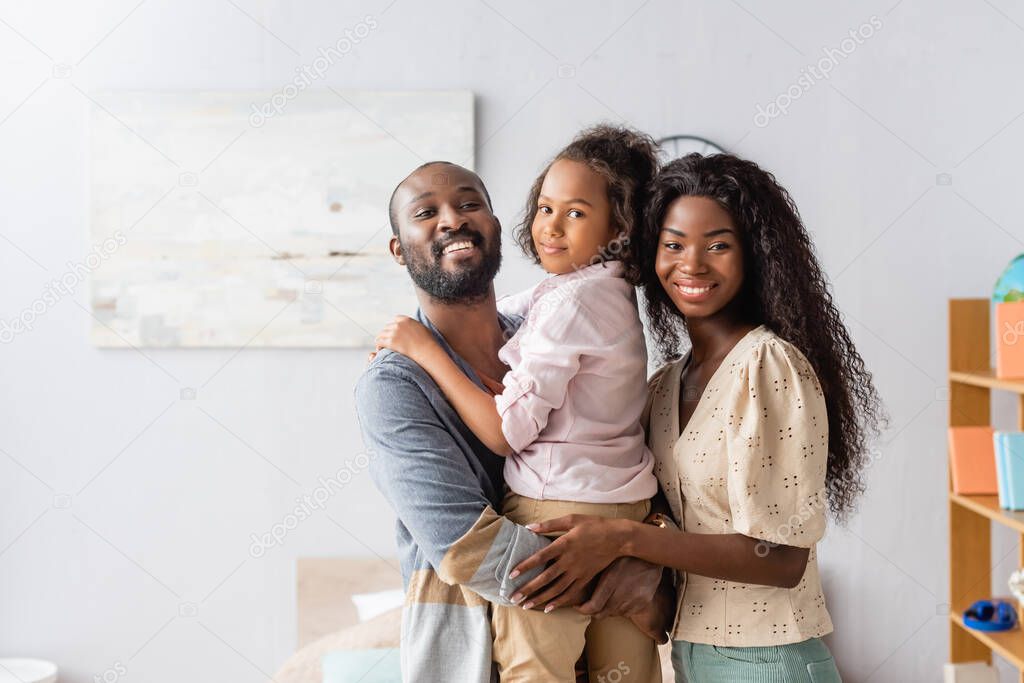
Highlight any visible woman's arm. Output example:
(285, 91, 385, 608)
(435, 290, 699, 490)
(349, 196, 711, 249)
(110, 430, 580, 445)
(375, 315, 513, 456)
(508, 515, 809, 611)
(622, 522, 809, 588)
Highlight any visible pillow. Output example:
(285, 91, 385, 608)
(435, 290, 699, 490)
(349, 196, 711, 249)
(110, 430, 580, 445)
(274, 608, 401, 683)
(322, 649, 400, 683)
(351, 589, 406, 623)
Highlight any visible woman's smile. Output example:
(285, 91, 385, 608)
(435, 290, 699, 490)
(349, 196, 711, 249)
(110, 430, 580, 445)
(672, 277, 719, 302)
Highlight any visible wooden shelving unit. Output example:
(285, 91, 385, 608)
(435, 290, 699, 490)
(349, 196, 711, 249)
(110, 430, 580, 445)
(949, 299, 1024, 678)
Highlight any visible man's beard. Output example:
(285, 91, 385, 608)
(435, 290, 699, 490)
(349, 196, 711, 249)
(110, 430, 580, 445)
(402, 230, 502, 305)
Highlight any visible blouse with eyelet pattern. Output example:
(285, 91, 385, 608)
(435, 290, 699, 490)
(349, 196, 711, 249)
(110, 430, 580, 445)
(643, 325, 834, 647)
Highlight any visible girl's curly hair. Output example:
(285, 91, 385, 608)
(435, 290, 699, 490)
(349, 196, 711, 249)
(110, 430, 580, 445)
(515, 124, 659, 281)
(635, 153, 885, 520)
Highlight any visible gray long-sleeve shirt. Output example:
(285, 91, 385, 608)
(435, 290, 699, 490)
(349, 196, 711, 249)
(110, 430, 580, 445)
(354, 307, 549, 683)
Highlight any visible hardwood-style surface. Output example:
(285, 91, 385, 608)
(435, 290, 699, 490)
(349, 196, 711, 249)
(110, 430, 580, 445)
(948, 299, 1024, 679)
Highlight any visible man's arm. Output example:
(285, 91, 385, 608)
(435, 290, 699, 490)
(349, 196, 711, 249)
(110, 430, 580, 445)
(354, 360, 548, 604)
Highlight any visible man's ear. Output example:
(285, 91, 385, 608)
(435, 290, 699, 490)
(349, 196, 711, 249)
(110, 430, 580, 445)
(389, 235, 406, 266)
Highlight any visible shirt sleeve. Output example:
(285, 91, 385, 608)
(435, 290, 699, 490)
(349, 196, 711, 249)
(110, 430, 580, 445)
(355, 361, 550, 604)
(493, 283, 616, 453)
(496, 284, 536, 319)
(725, 339, 829, 549)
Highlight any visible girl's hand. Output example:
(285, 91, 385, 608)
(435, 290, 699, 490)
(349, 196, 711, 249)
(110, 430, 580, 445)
(374, 315, 439, 365)
(508, 515, 629, 612)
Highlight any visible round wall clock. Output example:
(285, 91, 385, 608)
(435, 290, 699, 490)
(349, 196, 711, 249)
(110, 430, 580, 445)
(656, 134, 726, 160)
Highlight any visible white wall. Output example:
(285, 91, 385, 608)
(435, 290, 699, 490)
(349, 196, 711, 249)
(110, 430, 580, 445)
(2, 1, 1022, 681)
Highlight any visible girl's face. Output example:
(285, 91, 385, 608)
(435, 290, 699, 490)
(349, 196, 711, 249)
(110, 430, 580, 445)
(531, 159, 616, 274)
(655, 195, 745, 320)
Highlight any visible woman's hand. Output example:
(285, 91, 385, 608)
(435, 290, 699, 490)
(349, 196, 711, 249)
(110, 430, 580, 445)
(374, 315, 440, 365)
(508, 515, 631, 612)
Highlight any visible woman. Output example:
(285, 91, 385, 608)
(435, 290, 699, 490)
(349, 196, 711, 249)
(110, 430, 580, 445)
(509, 153, 884, 682)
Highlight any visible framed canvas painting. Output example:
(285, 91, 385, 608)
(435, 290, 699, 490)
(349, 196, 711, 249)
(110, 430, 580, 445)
(88, 90, 474, 348)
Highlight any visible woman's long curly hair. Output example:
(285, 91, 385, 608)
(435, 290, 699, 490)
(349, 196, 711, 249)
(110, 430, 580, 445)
(635, 153, 885, 520)
(514, 124, 659, 282)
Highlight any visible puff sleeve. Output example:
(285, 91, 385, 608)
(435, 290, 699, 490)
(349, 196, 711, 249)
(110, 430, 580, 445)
(724, 339, 829, 548)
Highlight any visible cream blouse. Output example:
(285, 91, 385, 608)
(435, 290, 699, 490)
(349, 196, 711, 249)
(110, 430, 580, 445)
(645, 325, 834, 647)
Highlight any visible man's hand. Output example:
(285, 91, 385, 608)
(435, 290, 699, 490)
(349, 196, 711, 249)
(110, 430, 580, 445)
(626, 570, 676, 644)
(577, 557, 660, 619)
(576, 557, 674, 644)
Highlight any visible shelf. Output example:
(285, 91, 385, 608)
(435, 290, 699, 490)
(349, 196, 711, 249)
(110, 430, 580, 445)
(951, 612, 1024, 669)
(950, 494, 1024, 534)
(947, 300, 1024, 675)
(950, 369, 1024, 394)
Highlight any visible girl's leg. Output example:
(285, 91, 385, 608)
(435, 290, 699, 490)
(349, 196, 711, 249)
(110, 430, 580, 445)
(675, 637, 841, 683)
(491, 602, 589, 682)
(580, 498, 661, 682)
(585, 615, 662, 683)
(495, 494, 660, 682)
(493, 492, 588, 682)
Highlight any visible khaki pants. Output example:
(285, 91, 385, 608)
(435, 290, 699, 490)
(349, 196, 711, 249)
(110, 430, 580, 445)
(492, 492, 661, 683)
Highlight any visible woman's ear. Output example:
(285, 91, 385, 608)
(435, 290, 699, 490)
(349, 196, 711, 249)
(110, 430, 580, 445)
(389, 235, 406, 265)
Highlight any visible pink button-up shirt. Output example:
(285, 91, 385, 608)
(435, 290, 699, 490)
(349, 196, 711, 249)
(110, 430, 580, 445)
(495, 260, 658, 504)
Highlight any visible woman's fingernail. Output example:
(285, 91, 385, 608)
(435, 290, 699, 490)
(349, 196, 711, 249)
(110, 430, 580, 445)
(544, 605, 554, 613)
(526, 523, 539, 531)
(509, 570, 519, 579)
(510, 594, 522, 603)
(523, 602, 534, 610)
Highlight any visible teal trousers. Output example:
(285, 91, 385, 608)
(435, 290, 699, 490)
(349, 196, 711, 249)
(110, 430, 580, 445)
(671, 637, 841, 682)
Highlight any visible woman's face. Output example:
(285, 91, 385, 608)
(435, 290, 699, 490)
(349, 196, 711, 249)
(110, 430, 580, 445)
(531, 159, 616, 274)
(654, 195, 745, 320)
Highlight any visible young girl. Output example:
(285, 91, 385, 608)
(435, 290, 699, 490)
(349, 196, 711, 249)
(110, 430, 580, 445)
(510, 153, 885, 682)
(374, 125, 665, 682)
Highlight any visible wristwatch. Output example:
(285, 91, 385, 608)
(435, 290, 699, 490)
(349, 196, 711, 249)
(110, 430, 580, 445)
(644, 512, 677, 530)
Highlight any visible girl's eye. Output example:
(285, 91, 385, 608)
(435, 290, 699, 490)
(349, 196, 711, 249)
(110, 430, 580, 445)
(567, 209, 584, 219)
(538, 205, 552, 214)
(708, 242, 729, 251)
(662, 241, 681, 251)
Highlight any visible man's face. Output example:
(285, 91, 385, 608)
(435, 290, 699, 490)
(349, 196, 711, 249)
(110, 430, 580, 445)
(390, 164, 502, 304)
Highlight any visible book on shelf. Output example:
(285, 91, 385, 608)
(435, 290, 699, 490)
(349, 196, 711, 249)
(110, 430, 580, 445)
(994, 431, 1024, 510)
(949, 426, 997, 495)
(942, 661, 997, 683)
(996, 301, 1024, 379)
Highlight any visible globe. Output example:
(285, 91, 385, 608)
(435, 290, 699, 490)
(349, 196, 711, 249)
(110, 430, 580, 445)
(994, 254, 1024, 303)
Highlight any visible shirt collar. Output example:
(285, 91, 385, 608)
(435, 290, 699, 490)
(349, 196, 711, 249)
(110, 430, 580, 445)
(536, 259, 625, 294)
(415, 307, 519, 393)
